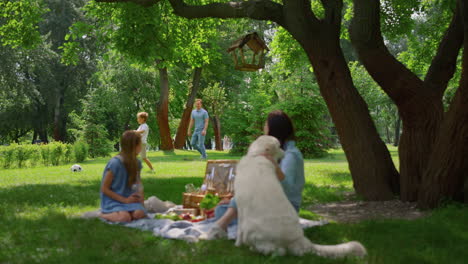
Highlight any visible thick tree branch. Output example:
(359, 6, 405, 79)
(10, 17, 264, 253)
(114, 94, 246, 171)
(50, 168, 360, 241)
(319, 0, 343, 26)
(96, 0, 285, 25)
(349, 0, 425, 105)
(425, 4, 463, 96)
(95, 0, 160, 7)
(168, 0, 285, 25)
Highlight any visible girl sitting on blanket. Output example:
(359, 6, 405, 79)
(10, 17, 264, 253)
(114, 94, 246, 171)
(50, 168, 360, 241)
(99, 131, 147, 222)
(204, 110, 305, 239)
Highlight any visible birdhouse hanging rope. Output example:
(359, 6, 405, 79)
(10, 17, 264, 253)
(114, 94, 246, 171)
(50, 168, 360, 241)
(227, 32, 269, 72)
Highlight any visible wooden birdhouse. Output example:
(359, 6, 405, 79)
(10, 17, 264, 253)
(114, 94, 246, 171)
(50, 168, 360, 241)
(227, 32, 269, 72)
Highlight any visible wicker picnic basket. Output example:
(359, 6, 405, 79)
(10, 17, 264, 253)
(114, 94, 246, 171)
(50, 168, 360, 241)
(182, 160, 238, 210)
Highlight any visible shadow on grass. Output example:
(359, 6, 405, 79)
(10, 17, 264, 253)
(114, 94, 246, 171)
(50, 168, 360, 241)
(304, 207, 468, 264)
(0, 209, 354, 264)
(302, 182, 352, 206)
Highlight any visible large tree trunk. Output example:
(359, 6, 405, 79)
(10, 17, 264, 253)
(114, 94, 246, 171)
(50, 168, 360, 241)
(174, 67, 202, 149)
(288, 17, 400, 199)
(418, 2, 468, 207)
(393, 114, 401, 146)
(157, 67, 174, 151)
(211, 116, 223, 151)
(53, 91, 64, 141)
(418, 87, 468, 207)
(350, 0, 462, 201)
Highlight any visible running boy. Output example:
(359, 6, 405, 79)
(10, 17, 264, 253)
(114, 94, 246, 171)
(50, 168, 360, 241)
(135, 112, 154, 172)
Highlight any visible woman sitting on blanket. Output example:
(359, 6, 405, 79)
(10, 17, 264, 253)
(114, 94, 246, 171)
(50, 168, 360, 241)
(99, 131, 147, 222)
(205, 110, 305, 239)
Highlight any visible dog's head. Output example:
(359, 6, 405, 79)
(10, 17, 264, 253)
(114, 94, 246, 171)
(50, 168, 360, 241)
(247, 135, 285, 161)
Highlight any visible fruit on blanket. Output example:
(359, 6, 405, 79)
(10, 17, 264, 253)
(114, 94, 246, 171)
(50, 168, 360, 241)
(181, 213, 193, 220)
(190, 216, 205, 223)
(154, 212, 182, 221)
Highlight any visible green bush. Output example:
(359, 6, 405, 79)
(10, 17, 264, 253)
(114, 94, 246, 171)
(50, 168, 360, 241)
(0, 145, 15, 169)
(0, 143, 82, 169)
(15, 144, 34, 168)
(84, 123, 113, 158)
(64, 144, 74, 163)
(270, 96, 333, 158)
(40, 144, 51, 166)
(28, 144, 41, 167)
(50, 142, 65, 166)
(73, 141, 89, 163)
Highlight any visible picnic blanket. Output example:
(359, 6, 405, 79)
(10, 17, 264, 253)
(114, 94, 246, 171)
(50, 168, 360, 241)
(82, 210, 328, 243)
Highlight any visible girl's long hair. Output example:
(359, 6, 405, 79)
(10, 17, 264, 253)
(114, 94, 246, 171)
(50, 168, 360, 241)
(120, 130, 141, 187)
(266, 110, 295, 149)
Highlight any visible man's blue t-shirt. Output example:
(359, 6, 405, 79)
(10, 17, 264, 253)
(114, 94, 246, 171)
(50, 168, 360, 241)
(191, 108, 209, 132)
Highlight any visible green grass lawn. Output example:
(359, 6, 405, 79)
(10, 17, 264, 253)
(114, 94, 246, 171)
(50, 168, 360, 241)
(1, 147, 467, 263)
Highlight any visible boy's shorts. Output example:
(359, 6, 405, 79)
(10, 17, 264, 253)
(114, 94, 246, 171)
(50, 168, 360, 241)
(140, 143, 147, 159)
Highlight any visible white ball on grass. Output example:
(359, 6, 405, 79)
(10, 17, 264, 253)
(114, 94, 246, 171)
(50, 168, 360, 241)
(71, 164, 82, 172)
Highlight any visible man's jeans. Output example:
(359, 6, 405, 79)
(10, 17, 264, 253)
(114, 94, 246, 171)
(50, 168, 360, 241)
(191, 131, 207, 158)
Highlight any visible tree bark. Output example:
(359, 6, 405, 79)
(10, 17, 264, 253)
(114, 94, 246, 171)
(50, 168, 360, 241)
(32, 130, 38, 144)
(157, 67, 174, 151)
(211, 116, 223, 151)
(281, 0, 399, 199)
(300, 35, 399, 200)
(174, 67, 202, 149)
(349, 0, 461, 201)
(393, 114, 401, 147)
(53, 91, 64, 141)
(418, 0, 468, 208)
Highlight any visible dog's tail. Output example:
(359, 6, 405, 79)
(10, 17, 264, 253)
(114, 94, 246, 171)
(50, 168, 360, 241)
(311, 241, 367, 258)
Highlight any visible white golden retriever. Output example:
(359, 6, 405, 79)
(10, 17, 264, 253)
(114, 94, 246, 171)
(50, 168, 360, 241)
(234, 135, 367, 258)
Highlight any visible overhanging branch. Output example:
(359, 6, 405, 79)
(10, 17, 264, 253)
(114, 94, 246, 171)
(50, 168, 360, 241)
(168, 0, 285, 25)
(350, 0, 425, 104)
(319, 0, 343, 26)
(95, 0, 160, 7)
(425, 3, 463, 96)
(96, 0, 285, 25)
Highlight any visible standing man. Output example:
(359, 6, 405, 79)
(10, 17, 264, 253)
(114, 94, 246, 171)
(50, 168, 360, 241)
(188, 99, 209, 159)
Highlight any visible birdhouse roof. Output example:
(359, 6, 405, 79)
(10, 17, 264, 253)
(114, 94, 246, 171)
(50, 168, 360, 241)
(227, 32, 269, 53)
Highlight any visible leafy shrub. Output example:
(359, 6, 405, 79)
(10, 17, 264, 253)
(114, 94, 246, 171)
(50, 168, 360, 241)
(271, 97, 333, 158)
(0, 145, 15, 169)
(63, 144, 74, 164)
(15, 144, 34, 168)
(50, 142, 65, 166)
(40, 144, 51, 166)
(28, 144, 41, 167)
(0, 143, 80, 169)
(73, 141, 89, 163)
(84, 123, 113, 158)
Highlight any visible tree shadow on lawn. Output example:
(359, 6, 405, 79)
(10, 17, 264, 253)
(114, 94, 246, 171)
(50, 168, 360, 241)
(304, 210, 468, 264)
(0, 210, 358, 264)
(302, 175, 354, 206)
(5, 207, 467, 264)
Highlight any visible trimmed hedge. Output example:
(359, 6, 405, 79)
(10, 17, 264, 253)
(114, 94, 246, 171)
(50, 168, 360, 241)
(0, 141, 90, 169)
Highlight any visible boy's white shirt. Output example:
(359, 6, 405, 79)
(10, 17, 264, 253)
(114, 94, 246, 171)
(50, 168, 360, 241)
(137, 123, 149, 144)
